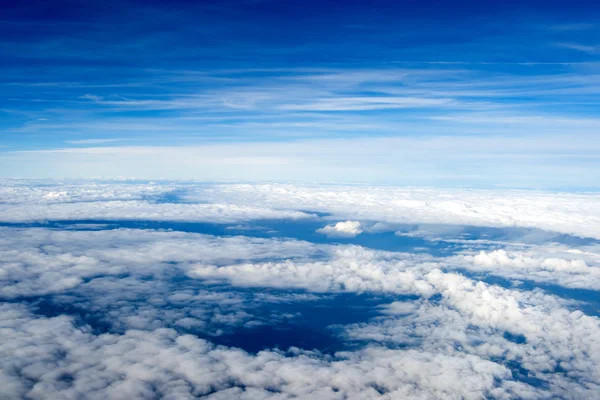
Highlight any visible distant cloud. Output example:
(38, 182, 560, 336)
(2, 181, 600, 239)
(0, 182, 315, 224)
(191, 183, 600, 240)
(65, 138, 128, 144)
(317, 220, 363, 237)
(556, 42, 600, 54)
(280, 96, 453, 111)
(79, 93, 103, 102)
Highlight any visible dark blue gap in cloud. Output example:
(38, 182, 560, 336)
(0, 266, 574, 390)
(0, 220, 453, 255)
(4, 220, 596, 255)
(202, 292, 419, 354)
(6, 282, 409, 354)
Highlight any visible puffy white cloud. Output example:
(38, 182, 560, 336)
(2, 223, 599, 309)
(0, 203, 600, 399)
(0, 304, 539, 400)
(0, 180, 176, 205)
(343, 271, 600, 398)
(0, 181, 316, 224)
(2, 181, 600, 242)
(317, 221, 363, 238)
(191, 184, 600, 240)
(0, 227, 318, 298)
(449, 244, 600, 290)
(3, 263, 600, 398)
(188, 247, 438, 296)
(0, 200, 313, 224)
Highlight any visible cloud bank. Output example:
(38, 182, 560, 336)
(1, 181, 600, 399)
(2, 181, 600, 240)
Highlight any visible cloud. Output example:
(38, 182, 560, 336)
(449, 245, 600, 290)
(556, 42, 600, 54)
(3, 181, 600, 240)
(192, 183, 600, 240)
(0, 223, 599, 397)
(65, 138, 129, 144)
(0, 200, 313, 224)
(0, 304, 543, 399)
(279, 96, 454, 111)
(0, 227, 319, 298)
(3, 181, 600, 292)
(0, 182, 315, 223)
(187, 246, 438, 296)
(317, 221, 363, 238)
(2, 250, 599, 397)
(340, 272, 600, 398)
(1, 183, 600, 398)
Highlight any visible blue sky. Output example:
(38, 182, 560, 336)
(1, 0, 600, 187)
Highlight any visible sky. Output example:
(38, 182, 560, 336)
(1, 0, 600, 187)
(3, 4, 600, 396)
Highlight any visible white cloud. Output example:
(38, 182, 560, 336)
(0, 227, 318, 298)
(0, 182, 314, 223)
(65, 138, 129, 144)
(0, 304, 541, 399)
(0, 193, 599, 398)
(3, 182, 600, 241)
(449, 245, 600, 290)
(2, 255, 599, 397)
(194, 184, 600, 240)
(317, 221, 363, 238)
(187, 246, 438, 296)
(0, 200, 313, 224)
(556, 42, 600, 54)
(279, 96, 453, 111)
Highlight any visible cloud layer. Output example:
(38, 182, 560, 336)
(1, 182, 600, 398)
(2, 181, 600, 240)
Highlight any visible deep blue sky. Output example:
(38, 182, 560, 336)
(1, 0, 599, 187)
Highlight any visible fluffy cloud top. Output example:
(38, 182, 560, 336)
(195, 184, 600, 240)
(1, 181, 600, 399)
(1, 232, 599, 398)
(317, 221, 363, 238)
(1, 303, 535, 400)
(2, 182, 600, 241)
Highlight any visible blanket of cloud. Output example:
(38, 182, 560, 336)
(2, 180, 600, 239)
(1, 181, 600, 399)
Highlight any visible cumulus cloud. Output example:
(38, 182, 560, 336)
(191, 183, 600, 240)
(1, 182, 600, 398)
(449, 244, 600, 290)
(188, 250, 600, 396)
(0, 181, 315, 224)
(0, 200, 313, 224)
(343, 272, 600, 398)
(0, 227, 318, 298)
(188, 248, 437, 296)
(2, 256, 599, 398)
(0, 304, 543, 400)
(317, 221, 363, 238)
(2, 182, 600, 241)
